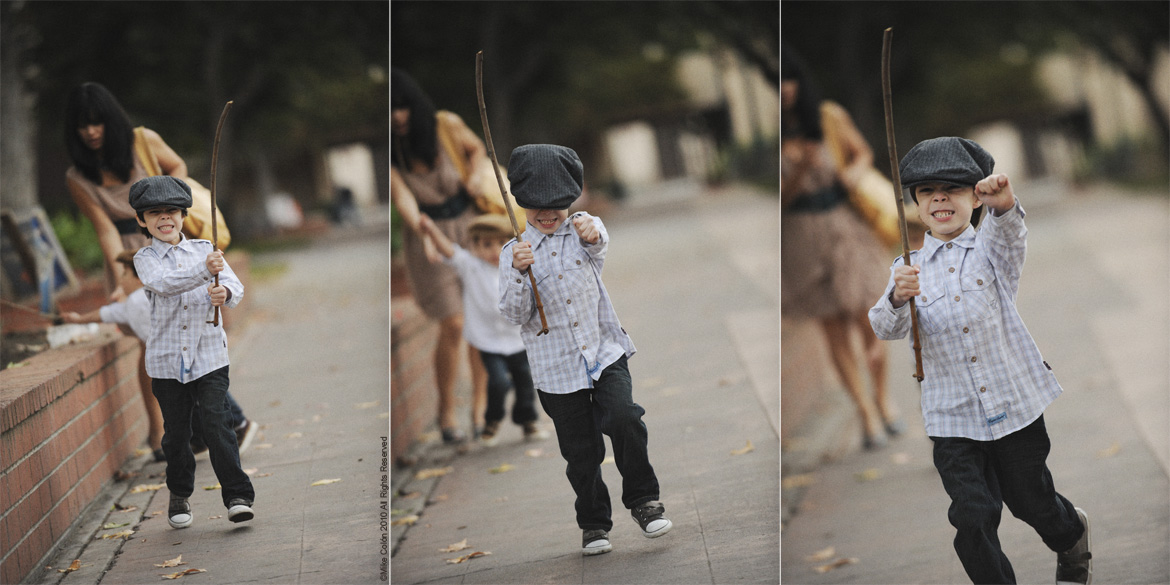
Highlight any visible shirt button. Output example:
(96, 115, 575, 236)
(566, 299, 571, 304)
(582, 345, 587, 350)
(182, 347, 188, 352)
(516, 278, 522, 283)
(558, 274, 563, 279)
(949, 267, 955, 273)
(551, 252, 557, 256)
(976, 279, 984, 285)
(954, 296, 961, 302)
(921, 296, 928, 302)
(963, 327, 970, 333)
(946, 243, 953, 249)
(573, 322, 578, 327)
(576, 260, 581, 265)
(971, 356, 978, 363)
(980, 386, 987, 393)
(182, 325, 187, 330)
(183, 305, 188, 310)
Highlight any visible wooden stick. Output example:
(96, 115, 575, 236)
(476, 51, 549, 335)
(881, 28, 925, 382)
(207, 100, 232, 327)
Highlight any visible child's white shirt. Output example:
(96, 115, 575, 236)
(99, 288, 151, 340)
(446, 246, 526, 356)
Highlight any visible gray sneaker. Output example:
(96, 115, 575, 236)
(582, 529, 612, 556)
(631, 501, 672, 538)
(227, 498, 254, 523)
(168, 496, 193, 529)
(1056, 507, 1091, 585)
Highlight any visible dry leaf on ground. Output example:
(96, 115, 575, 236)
(354, 400, 380, 409)
(99, 529, 135, 540)
(806, 547, 835, 562)
(254, 443, 274, 450)
(202, 483, 222, 491)
(445, 551, 491, 564)
(285, 432, 303, 440)
(731, 440, 755, 456)
(781, 473, 816, 489)
(396, 490, 421, 499)
(161, 568, 206, 579)
(57, 560, 83, 574)
(310, 478, 342, 486)
(102, 522, 130, 530)
(208, 515, 223, 520)
(129, 483, 167, 494)
(488, 463, 514, 474)
(854, 468, 882, 482)
(415, 466, 453, 480)
(154, 555, 186, 568)
(814, 557, 858, 573)
(391, 514, 419, 527)
(524, 449, 544, 458)
(113, 504, 139, 513)
(1096, 441, 1121, 459)
(440, 539, 469, 553)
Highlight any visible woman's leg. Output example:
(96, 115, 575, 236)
(468, 346, 487, 432)
(820, 315, 881, 445)
(137, 343, 164, 451)
(856, 311, 900, 431)
(434, 312, 464, 432)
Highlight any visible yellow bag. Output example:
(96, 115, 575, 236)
(820, 102, 917, 248)
(435, 111, 524, 232)
(134, 127, 232, 250)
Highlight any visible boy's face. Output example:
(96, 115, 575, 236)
(524, 208, 568, 235)
(471, 235, 509, 266)
(914, 182, 982, 242)
(136, 206, 186, 245)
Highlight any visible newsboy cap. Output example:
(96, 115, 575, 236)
(899, 137, 994, 201)
(129, 176, 193, 211)
(508, 144, 583, 210)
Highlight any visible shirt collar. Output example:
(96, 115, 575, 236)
(523, 218, 573, 246)
(919, 224, 977, 262)
(149, 233, 188, 256)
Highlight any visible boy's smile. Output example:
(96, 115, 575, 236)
(137, 207, 186, 245)
(525, 208, 568, 235)
(915, 183, 981, 242)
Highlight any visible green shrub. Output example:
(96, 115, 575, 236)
(49, 211, 105, 273)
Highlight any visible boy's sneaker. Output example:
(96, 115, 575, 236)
(631, 501, 672, 538)
(582, 529, 613, 556)
(227, 498, 254, 523)
(480, 421, 500, 447)
(168, 496, 193, 529)
(522, 422, 550, 442)
(236, 420, 259, 454)
(1056, 507, 1091, 584)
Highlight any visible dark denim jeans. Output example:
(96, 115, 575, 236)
(537, 356, 660, 531)
(480, 349, 537, 426)
(191, 390, 247, 443)
(153, 366, 255, 508)
(931, 415, 1084, 584)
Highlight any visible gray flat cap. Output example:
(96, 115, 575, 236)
(899, 137, 994, 200)
(508, 144, 583, 210)
(129, 176, 193, 211)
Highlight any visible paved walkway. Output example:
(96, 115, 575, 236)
(781, 184, 1170, 584)
(389, 186, 781, 584)
(36, 224, 391, 585)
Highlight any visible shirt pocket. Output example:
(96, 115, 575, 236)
(915, 283, 949, 336)
(959, 263, 998, 323)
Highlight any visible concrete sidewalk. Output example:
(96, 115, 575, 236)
(781, 184, 1170, 583)
(33, 225, 392, 585)
(389, 187, 781, 584)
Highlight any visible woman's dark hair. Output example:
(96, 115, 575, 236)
(781, 48, 824, 141)
(64, 82, 136, 185)
(390, 68, 438, 170)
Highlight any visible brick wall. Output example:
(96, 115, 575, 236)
(0, 329, 146, 585)
(389, 298, 438, 464)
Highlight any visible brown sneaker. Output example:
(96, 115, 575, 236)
(522, 422, 550, 442)
(480, 421, 501, 447)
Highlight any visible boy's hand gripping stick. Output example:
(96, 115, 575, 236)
(882, 28, 925, 381)
(476, 51, 549, 336)
(207, 100, 232, 327)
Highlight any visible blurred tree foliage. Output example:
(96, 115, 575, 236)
(391, 1, 778, 166)
(781, 1, 1169, 174)
(7, 1, 388, 220)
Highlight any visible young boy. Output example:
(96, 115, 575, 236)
(61, 251, 259, 463)
(498, 144, 670, 557)
(868, 137, 1091, 584)
(128, 175, 254, 529)
(417, 212, 549, 446)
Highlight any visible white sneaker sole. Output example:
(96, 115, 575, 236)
(582, 540, 612, 556)
(168, 513, 193, 529)
(642, 518, 672, 538)
(228, 504, 254, 523)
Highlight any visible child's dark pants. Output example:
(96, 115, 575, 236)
(931, 415, 1084, 584)
(480, 349, 538, 425)
(153, 366, 255, 507)
(537, 356, 660, 532)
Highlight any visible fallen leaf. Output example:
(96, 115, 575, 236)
(854, 468, 882, 482)
(134, 447, 153, 457)
(285, 432, 303, 439)
(396, 490, 421, 499)
(99, 529, 135, 540)
(414, 466, 453, 480)
(57, 560, 83, 574)
(202, 483, 222, 491)
(427, 494, 449, 504)
(114, 470, 138, 481)
(781, 474, 816, 489)
(113, 504, 139, 513)
(524, 449, 543, 458)
(254, 443, 274, 450)
(255, 472, 272, 478)
(208, 515, 223, 520)
(730, 440, 755, 456)
(154, 555, 187, 568)
(494, 496, 509, 503)
(806, 547, 835, 562)
(391, 514, 419, 526)
(439, 539, 469, 553)
(129, 483, 167, 494)
(814, 557, 858, 573)
(891, 452, 912, 465)
(268, 400, 282, 407)
(161, 568, 206, 579)
(102, 522, 130, 530)
(488, 463, 514, 474)
(377, 412, 390, 419)
(354, 400, 380, 409)
(311, 478, 342, 486)
(445, 551, 491, 564)
(1096, 441, 1121, 459)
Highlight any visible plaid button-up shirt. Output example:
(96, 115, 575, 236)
(869, 202, 1063, 440)
(499, 213, 635, 394)
(134, 236, 243, 383)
